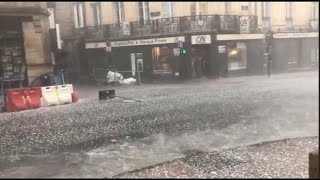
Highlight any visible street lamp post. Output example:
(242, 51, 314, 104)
(265, 30, 274, 78)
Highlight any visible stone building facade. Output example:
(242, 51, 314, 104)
(52, 2, 318, 82)
(0, 2, 53, 87)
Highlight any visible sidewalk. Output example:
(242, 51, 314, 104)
(115, 136, 319, 178)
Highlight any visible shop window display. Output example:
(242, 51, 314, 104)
(227, 42, 247, 71)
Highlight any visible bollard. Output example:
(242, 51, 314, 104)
(136, 69, 141, 86)
(309, 150, 319, 179)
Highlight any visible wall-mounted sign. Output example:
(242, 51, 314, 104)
(111, 36, 185, 47)
(122, 21, 130, 36)
(273, 32, 319, 39)
(150, 11, 161, 17)
(241, 6, 249, 11)
(239, 16, 250, 34)
(216, 34, 265, 41)
(191, 35, 211, 44)
(85, 42, 106, 49)
(218, 46, 226, 53)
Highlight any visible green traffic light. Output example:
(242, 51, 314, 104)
(182, 49, 186, 54)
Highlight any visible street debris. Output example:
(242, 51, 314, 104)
(106, 71, 136, 85)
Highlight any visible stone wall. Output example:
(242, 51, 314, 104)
(54, 2, 74, 39)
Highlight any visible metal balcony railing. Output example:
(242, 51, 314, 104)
(75, 14, 258, 40)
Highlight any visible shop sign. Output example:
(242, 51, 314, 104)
(85, 42, 106, 49)
(111, 36, 185, 47)
(216, 34, 264, 41)
(240, 16, 250, 34)
(273, 32, 319, 39)
(191, 35, 211, 44)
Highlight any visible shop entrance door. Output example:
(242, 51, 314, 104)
(191, 45, 210, 78)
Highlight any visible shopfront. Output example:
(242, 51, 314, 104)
(191, 34, 211, 78)
(272, 32, 319, 72)
(215, 34, 265, 76)
(84, 36, 187, 82)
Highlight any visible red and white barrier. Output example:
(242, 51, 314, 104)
(6, 87, 42, 112)
(5, 84, 78, 112)
(41, 86, 59, 107)
(56, 84, 73, 104)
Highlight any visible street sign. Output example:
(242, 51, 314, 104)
(106, 41, 111, 52)
(240, 16, 250, 34)
(173, 48, 180, 56)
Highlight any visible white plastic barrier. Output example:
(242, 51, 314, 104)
(56, 84, 73, 104)
(41, 86, 59, 107)
(65, 84, 74, 93)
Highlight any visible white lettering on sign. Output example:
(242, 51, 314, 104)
(273, 32, 319, 39)
(111, 36, 185, 47)
(191, 35, 211, 44)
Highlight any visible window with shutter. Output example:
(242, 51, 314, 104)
(92, 3, 101, 26)
(73, 3, 84, 28)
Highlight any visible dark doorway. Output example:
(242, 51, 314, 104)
(191, 45, 210, 78)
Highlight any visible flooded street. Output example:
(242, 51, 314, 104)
(0, 71, 318, 178)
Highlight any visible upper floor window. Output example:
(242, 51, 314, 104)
(162, 2, 176, 18)
(225, 2, 231, 15)
(262, 2, 271, 18)
(73, 3, 84, 28)
(138, 2, 150, 22)
(286, 2, 293, 19)
(311, 2, 319, 20)
(114, 2, 125, 23)
(191, 2, 208, 16)
(92, 3, 101, 26)
(254, 2, 257, 16)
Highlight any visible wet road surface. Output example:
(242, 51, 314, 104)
(0, 71, 318, 178)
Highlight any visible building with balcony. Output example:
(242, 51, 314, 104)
(0, 2, 53, 87)
(52, 2, 319, 82)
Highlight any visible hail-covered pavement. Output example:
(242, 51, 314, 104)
(0, 71, 318, 178)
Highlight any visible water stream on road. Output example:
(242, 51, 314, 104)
(1, 115, 317, 178)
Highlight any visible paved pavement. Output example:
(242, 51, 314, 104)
(115, 136, 319, 178)
(0, 71, 318, 178)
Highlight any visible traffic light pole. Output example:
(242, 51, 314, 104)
(265, 30, 274, 78)
(267, 49, 271, 78)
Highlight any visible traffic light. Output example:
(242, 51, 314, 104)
(181, 49, 187, 55)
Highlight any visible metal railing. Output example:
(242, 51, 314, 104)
(75, 14, 258, 39)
